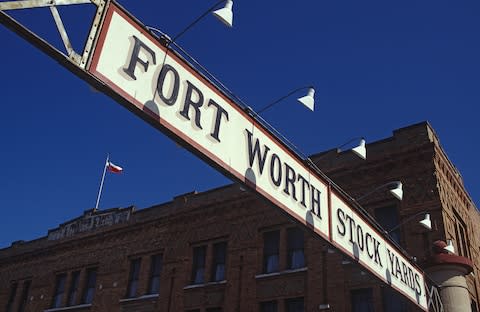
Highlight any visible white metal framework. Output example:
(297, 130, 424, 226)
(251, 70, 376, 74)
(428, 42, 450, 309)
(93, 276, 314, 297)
(0, 0, 106, 68)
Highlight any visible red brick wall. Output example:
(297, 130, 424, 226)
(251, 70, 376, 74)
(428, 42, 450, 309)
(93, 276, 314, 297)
(2, 122, 477, 312)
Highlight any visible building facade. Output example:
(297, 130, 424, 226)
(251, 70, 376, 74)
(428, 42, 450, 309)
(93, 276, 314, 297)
(1, 122, 478, 312)
(312, 121, 479, 311)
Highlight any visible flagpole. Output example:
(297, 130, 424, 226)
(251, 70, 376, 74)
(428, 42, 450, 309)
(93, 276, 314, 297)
(95, 154, 109, 211)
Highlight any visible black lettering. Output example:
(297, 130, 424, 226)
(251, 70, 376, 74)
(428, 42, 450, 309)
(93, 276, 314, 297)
(408, 267, 415, 290)
(207, 99, 229, 142)
(395, 257, 402, 278)
(356, 225, 364, 251)
(283, 163, 297, 200)
(337, 208, 346, 236)
(180, 80, 204, 129)
(415, 273, 422, 295)
(401, 262, 408, 284)
(366, 233, 374, 259)
(374, 239, 383, 267)
(123, 35, 156, 80)
(245, 130, 270, 175)
(311, 185, 322, 218)
(346, 215, 355, 244)
(270, 154, 282, 187)
(156, 64, 179, 106)
(387, 249, 395, 272)
(297, 174, 309, 208)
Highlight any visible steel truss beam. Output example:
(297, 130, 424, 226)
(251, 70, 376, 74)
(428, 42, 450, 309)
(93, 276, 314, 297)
(0, 0, 107, 68)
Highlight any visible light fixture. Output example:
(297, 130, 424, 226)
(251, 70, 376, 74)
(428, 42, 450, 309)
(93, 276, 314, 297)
(389, 181, 403, 201)
(257, 85, 316, 114)
(351, 138, 366, 160)
(357, 181, 403, 202)
(297, 87, 315, 111)
(312, 137, 367, 162)
(164, 0, 235, 43)
(212, 0, 234, 27)
(418, 213, 432, 231)
(387, 211, 433, 234)
(444, 239, 455, 254)
(333, 137, 367, 160)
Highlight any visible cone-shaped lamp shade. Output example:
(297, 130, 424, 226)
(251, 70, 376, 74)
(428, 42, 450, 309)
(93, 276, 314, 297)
(297, 87, 315, 111)
(444, 239, 455, 254)
(213, 0, 234, 27)
(389, 182, 403, 201)
(419, 213, 432, 230)
(351, 139, 367, 160)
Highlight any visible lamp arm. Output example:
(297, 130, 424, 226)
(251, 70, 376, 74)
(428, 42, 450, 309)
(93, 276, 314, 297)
(145, 26, 172, 42)
(171, 0, 227, 43)
(387, 211, 428, 234)
(257, 86, 312, 114)
(336, 137, 364, 151)
(356, 181, 399, 202)
(356, 184, 386, 202)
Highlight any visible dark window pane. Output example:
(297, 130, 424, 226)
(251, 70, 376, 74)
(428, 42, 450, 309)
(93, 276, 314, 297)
(286, 297, 304, 312)
(471, 300, 478, 312)
(127, 259, 141, 298)
(6, 282, 18, 312)
(263, 231, 280, 273)
(18, 280, 31, 312)
(52, 274, 67, 308)
(459, 224, 468, 256)
(351, 288, 374, 312)
(67, 271, 80, 306)
(191, 246, 206, 284)
(375, 206, 400, 244)
(454, 224, 463, 255)
(81, 268, 97, 304)
(454, 212, 470, 258)
(148, 254, 163, 294)
(260, 300, 278, 312)
(287, 228, 305, 269)
(382, 287, 407, 312)
(212, 242, 227, 281)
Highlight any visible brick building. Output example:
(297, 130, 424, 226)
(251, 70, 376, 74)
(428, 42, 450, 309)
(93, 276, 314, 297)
(1, 121, 478, 312)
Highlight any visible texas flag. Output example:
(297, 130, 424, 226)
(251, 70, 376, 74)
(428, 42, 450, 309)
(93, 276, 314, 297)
(107, 161, 123, 174)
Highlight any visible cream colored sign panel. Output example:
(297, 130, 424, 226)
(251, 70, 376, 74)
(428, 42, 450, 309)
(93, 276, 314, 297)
(89, 4, 330, 240)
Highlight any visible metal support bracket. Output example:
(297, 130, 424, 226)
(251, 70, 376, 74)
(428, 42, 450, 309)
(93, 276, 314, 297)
(0, 0, 107, 68)
(0, 0, 91, 10)
(426, 282, 444, 312)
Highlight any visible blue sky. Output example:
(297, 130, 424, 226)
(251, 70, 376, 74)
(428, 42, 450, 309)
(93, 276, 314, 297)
(0, 0, 479, 248)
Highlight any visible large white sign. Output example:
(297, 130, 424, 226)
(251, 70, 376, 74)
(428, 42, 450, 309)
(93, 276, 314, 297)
(87, 3, 427, 310)
(89, 4, 329, 240)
